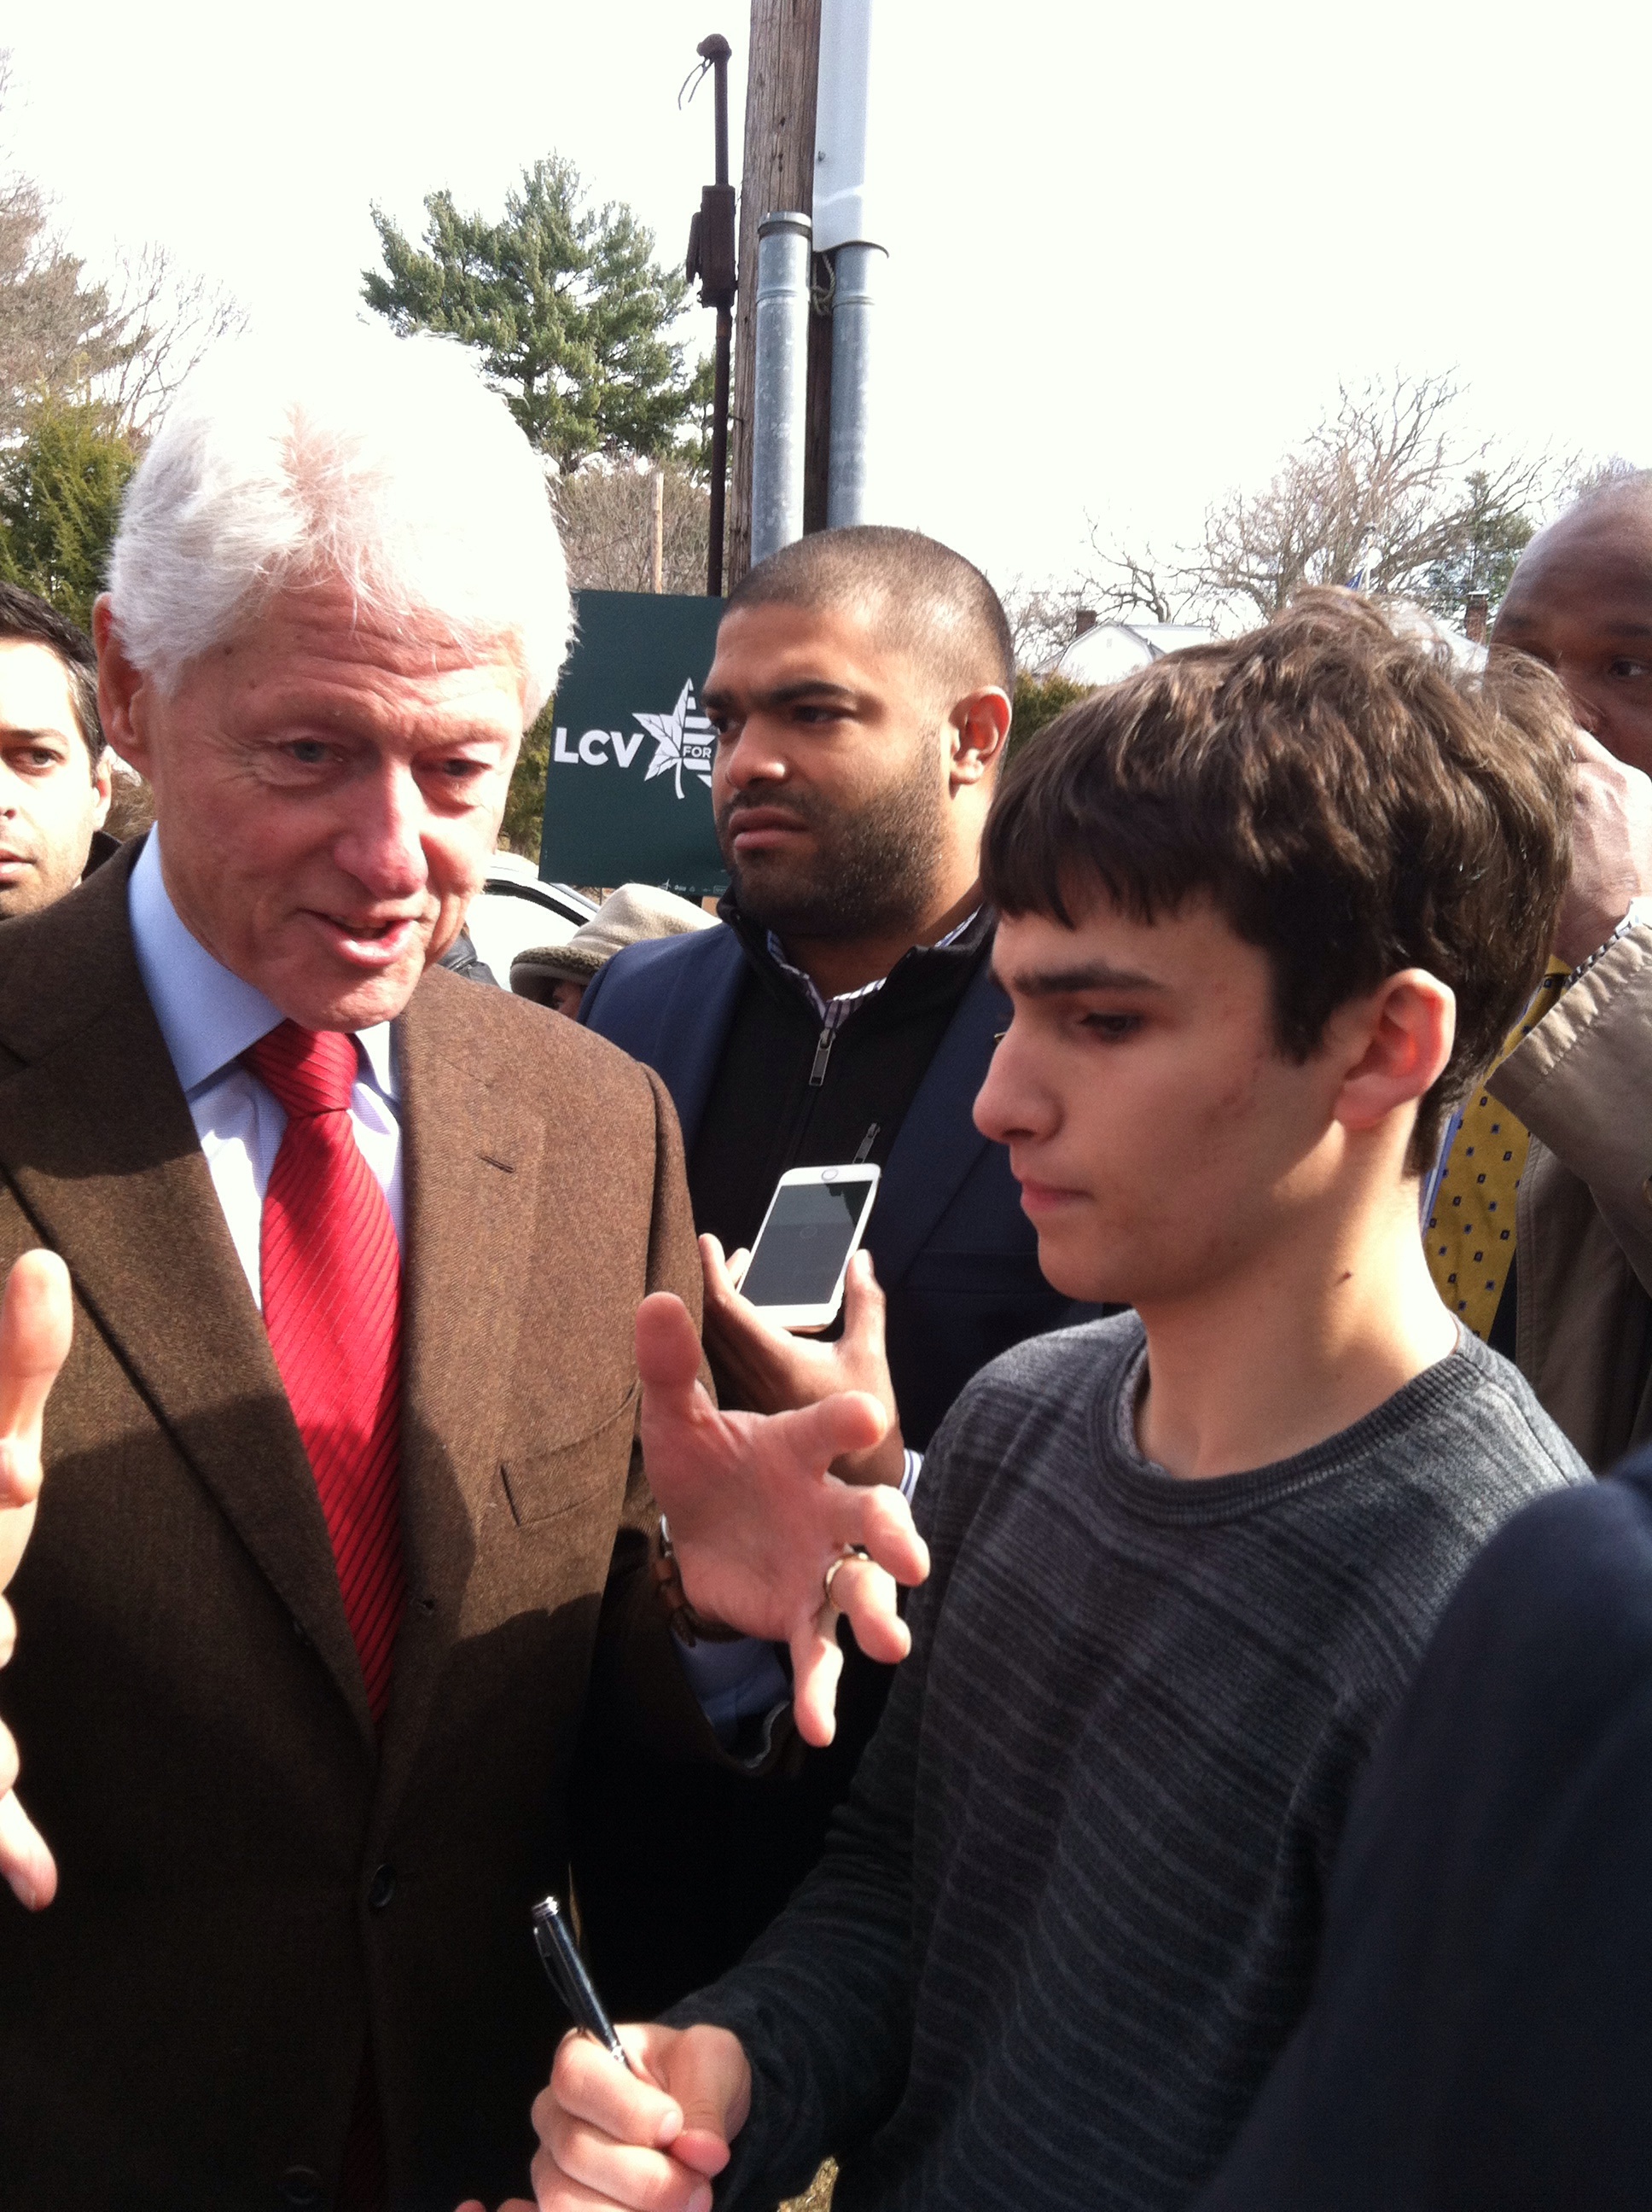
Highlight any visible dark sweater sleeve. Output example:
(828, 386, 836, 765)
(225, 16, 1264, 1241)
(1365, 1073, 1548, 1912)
(660, 1432, 971, 2205)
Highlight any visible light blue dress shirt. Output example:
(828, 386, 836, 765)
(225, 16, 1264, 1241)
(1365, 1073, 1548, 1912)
(127, 830, 401, 1311)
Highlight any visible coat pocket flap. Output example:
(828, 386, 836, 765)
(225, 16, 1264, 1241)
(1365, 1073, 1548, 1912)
(500, 1382, 640, 1528)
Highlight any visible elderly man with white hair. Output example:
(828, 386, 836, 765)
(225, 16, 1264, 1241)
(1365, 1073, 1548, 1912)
(0, 335, 922, 2212)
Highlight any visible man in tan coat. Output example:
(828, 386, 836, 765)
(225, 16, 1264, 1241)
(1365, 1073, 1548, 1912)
(0, 335, 922, 2212)
(1482, 473, 1652, 1465)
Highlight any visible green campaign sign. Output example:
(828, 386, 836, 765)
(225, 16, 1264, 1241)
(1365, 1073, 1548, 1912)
(538, 590, 729, 897)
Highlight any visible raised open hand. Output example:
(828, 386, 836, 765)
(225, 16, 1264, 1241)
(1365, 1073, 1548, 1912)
(0, 1249, 73, 1911)
(1553, 725, 1652, 966)
(637, 1292, 929, 1746)
(701, 1236, 906, 1487)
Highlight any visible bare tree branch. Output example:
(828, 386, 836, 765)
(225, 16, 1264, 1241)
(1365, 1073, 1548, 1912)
(95, 243, 248, 437)
(1182, 373, 1555, 626)
(557, 459, 709, 594)
(0, 49, 246, 441)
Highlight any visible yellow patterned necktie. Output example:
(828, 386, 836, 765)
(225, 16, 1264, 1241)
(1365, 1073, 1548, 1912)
(1425, 963, 1569, 1339)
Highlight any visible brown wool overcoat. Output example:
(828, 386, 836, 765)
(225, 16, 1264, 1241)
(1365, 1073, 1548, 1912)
(0, 844, 716, 2211)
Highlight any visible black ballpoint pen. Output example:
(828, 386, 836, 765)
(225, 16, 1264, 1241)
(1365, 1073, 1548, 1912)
(531, 1892, 643, 2077)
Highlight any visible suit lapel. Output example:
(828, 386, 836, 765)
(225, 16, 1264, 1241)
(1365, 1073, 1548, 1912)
(867, 958, 1007, 1292)
(0, 855, 369, 1731)
(374, 968, 547, 1817)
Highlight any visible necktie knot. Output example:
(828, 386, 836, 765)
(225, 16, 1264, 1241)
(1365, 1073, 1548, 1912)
(246, 1021, 362, 1120)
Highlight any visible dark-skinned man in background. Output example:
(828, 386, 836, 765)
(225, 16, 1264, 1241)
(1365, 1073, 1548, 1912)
(574, 527, 1102, 2011)
(0, 584, 116, 920)
(1423, 471, 1652, 1466)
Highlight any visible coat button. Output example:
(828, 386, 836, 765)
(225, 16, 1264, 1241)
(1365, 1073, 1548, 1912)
(368, 1864, 396, 1911)
(279, 2168, 323, 2208)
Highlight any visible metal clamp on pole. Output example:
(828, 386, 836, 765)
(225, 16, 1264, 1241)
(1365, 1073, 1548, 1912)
(750, 211, 811, 568)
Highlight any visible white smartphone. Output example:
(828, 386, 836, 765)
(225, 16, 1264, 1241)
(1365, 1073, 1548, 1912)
(738, 1164, 882, 1330)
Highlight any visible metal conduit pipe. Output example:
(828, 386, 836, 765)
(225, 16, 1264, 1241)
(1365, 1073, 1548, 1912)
(826, 241, 887, 528)
(749, 211, 812, 568)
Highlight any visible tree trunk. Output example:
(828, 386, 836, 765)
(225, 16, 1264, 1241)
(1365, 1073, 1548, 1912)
(728, 0, 823, 588)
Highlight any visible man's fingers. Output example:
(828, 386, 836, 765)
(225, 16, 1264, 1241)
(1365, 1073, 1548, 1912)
(790, 1613, 847, 1748)
(0, 1594, 15, 1668)
(540, 2124, 710, 2212)
(0, 1251, 72, 1445)
(831, 1478, 930, 1589)
(829, 1556, 913, 1667)
(0, 1440, 41, 1514)
(772, 1387, 887, 1476)
(0, 1712, 55, 1912)
(697, 1235, 736, 1312)
(635, 1295, 709, 1417)
(840, 1249, 887, 1353)
(548, 2032, 683, 2149)
(0, 1782, 57, 1911)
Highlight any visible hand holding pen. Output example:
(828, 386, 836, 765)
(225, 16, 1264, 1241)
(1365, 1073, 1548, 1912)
(448, 1895, 751, 2212)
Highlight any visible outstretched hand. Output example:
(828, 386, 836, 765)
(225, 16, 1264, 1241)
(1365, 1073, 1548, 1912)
(638, 1292, 929, 1745)
(0, 1249, 73, 1911)
(700, 1237, 906, 1487)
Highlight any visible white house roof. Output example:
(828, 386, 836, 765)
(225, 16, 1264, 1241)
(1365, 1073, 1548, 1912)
(1051, 620, 1216, 686)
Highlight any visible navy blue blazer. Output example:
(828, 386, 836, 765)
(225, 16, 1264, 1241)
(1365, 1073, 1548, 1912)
(1196, 1449, 1652, 2212)
(581, 921, 1092, 1447)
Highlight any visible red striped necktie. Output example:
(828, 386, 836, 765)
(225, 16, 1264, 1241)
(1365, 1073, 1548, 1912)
(245, 1022, 405, 1726)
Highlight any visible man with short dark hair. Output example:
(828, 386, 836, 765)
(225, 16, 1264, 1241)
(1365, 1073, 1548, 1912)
(515, 594, 1588, 2212)
(1422, 472, 1652, 1466)
(0, 583, 114, 919)
(575, 526, 1100, 2010)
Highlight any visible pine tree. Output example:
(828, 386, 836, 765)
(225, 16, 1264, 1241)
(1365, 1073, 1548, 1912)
(364, 157, 697, 475)
(0, 395, 137, 630)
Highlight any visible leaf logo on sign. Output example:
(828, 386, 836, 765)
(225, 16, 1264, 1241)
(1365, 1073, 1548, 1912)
(637, 680, 716, 800)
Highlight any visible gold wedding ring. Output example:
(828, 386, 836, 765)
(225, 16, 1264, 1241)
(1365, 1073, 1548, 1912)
(822, 1545, 871, 1610)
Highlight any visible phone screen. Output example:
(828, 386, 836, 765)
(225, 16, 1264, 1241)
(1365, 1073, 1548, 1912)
(741, 1179, 872, 1308)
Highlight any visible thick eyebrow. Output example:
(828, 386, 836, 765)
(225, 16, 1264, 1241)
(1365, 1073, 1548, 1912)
(700, 678, 863, 714)
(991, 959, 1167, 997)
(0, 725, 73, 746)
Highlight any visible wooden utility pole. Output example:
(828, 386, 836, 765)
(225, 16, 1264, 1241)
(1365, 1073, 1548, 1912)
(727, 0, 826, 587)
(649, 468, 665, 593)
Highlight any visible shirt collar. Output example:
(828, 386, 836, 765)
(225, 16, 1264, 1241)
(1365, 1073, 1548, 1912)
(762, 908, 985, 1025)
(128, 830, 398, 1102)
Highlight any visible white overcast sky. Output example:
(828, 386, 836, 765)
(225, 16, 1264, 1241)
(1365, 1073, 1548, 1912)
(5, 0, 1648, 596)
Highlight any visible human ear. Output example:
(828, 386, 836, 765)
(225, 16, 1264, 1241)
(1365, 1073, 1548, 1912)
(91, 597, 152, 779)
(948, 688, 1013, 792)
(90, 749, 113, 830)
(1331, 970, 1456, 1135)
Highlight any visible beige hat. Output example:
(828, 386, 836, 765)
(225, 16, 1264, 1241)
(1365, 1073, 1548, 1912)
(510, 881, 717, 998)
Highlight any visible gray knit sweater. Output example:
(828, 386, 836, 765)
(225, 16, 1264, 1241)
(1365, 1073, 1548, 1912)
(670, 1315, 1587, 2212)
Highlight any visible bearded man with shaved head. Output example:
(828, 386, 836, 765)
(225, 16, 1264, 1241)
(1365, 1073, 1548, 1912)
(1423, 473, 1652, 1467)
(573, 527, 1105, 2014)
